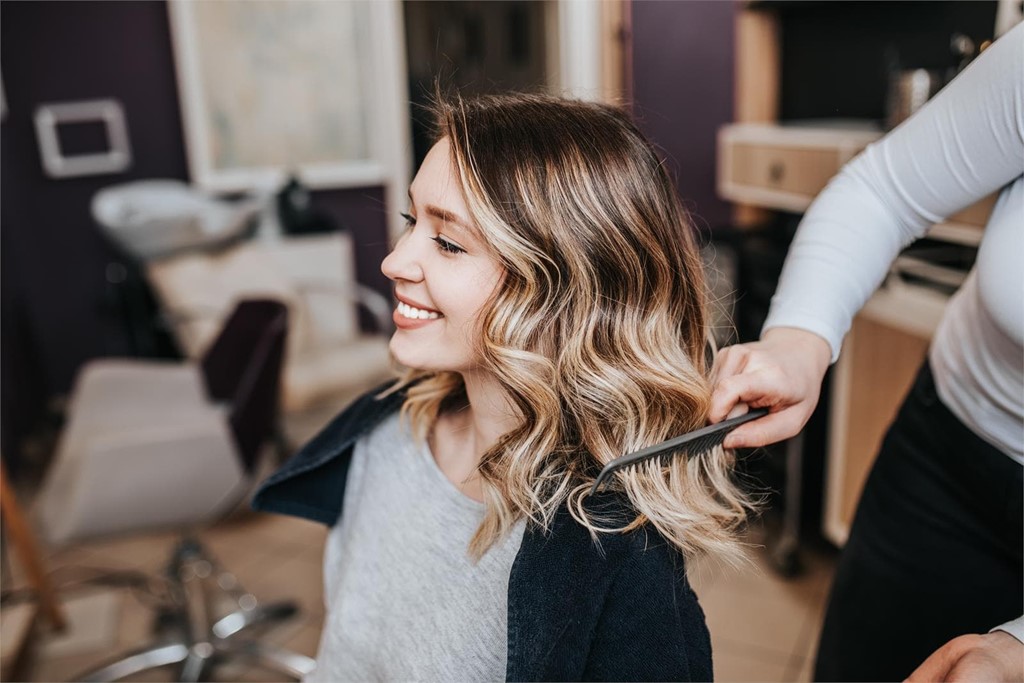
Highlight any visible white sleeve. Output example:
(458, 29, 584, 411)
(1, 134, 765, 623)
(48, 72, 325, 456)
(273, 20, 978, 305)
(762, 23, 1024, 362)
(991, 615, 1024, 644)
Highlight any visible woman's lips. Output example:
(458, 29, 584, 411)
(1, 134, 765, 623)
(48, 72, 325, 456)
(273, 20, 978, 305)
(393, 296, 444, 330)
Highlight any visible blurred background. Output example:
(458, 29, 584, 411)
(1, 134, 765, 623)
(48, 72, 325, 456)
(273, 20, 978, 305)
(0, 1, 1017, 681)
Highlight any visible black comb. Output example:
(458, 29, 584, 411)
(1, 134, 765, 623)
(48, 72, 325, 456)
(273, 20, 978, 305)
(590, 407, 769, 496)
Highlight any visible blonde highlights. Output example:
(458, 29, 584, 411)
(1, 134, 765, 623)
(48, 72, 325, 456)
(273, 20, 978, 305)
(393, 93, 752, 562)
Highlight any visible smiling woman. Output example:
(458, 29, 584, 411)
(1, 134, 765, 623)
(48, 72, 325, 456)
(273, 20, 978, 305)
(382, 137, 504, 375)
(252, 92, 752, 682)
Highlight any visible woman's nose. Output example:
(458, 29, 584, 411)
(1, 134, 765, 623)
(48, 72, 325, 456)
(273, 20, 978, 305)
(381, 232, 423, 283)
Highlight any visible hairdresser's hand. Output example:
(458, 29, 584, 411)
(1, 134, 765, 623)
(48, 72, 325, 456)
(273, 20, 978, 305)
(906, 631, 1024, 682)
(709, 327, 832, 449)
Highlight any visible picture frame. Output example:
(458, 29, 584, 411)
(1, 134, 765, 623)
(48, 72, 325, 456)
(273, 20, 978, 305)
(34, 99, 132, 179)
(167, 0, 410, 202)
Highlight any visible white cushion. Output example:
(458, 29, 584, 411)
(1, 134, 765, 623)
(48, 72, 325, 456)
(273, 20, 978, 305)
(146, 234, 385, 416)
(146, 241, 313, 358)
(34, 360, 245, 545)
(263, 234, 359, 347)
(282, 336, 392, 413)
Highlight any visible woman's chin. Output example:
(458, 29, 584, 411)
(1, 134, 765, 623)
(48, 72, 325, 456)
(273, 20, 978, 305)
(389, 339, 437, 373)
(389, 333, 477, 375)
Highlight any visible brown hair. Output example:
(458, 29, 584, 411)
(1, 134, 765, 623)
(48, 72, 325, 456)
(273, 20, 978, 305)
(393, 92, 750, 561)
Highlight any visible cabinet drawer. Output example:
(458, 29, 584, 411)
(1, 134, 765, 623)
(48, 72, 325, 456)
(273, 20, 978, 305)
(727, 144, 839, 197)
(717, 123, 882, 213)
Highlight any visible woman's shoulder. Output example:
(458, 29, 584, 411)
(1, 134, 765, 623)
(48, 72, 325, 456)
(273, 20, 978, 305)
(509, 497, 711, 681)
(331, 381, 405, 433)
(514, 494, 699, 616)
(250, 381, 403, 524)
(295, 382, 404, 459)
(586, 521, 712, 680)
(519, 493, 691, 571)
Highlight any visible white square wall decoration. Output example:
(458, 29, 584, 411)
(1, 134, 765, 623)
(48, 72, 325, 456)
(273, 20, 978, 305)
(34, 99, 132, 179)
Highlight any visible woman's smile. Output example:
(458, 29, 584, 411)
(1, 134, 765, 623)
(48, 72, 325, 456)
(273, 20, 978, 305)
(393, 294, 445, 329)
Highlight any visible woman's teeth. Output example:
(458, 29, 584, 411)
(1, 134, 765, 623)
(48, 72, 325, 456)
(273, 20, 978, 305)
(398, 301, 442, 320)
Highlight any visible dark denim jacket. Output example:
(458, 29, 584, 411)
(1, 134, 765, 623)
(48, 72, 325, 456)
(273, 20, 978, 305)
(252, 386, 713, 682)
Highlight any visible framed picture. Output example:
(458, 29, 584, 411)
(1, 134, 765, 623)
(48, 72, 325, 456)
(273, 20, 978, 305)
(168, 0, 410, 204)
(34, 99, 132, 179)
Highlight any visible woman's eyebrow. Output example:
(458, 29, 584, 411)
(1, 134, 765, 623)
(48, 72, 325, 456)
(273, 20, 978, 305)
(425, 205, 480, 240)
(407, 187, 482, 241)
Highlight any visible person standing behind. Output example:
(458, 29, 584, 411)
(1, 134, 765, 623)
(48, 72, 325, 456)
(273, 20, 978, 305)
(709, 22, 1023, 682)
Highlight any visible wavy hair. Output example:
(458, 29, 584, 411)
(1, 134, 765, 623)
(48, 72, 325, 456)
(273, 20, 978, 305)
(390, 93, 752, 562)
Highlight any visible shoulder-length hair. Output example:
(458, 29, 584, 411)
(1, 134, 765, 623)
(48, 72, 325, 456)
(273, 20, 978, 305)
(391, 92, 751, 561)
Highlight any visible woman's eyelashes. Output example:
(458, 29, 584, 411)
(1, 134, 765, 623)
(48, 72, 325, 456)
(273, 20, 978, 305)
(399, 211, 468, 254)
(431, 236, 466, 255)
(400, 211, 466, 255)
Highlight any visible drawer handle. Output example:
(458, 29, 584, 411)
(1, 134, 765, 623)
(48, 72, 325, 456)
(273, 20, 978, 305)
(769, 161, 785, 183)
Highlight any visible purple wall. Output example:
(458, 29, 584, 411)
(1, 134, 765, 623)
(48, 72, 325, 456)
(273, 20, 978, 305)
(1, 1, 190, 466)
(0, 1, 391, 465)
(630, 0, 736, 232)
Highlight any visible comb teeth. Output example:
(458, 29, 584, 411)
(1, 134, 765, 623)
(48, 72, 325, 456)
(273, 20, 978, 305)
(589, 407, 769, 496)
(689, 431, 726, 456)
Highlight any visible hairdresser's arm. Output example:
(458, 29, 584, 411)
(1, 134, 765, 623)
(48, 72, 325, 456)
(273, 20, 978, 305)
(711, 23, 1024, 446)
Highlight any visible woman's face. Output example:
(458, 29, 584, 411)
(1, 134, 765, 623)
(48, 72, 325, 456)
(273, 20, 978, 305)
(381, 138, 503, 374)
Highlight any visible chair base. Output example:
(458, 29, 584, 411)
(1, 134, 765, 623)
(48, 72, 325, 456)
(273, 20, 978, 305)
(75, 537, 316, 682)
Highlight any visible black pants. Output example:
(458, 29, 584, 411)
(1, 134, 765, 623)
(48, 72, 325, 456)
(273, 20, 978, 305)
(814, 361, 1023, 682)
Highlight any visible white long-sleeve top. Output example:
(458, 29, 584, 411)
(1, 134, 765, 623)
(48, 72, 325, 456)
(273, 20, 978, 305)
(764, 22, 1023, 465)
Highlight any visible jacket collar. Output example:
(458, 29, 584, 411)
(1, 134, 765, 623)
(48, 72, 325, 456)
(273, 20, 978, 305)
(251, 383, 405, 525)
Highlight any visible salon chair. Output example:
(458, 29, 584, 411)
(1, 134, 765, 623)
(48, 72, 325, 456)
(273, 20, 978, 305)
(33, 299, 316, 681)
(145, 231, 393, 446)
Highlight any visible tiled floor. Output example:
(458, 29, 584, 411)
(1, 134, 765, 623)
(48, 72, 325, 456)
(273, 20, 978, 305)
(4, 511, 834, 682)
(689, 533, 835, 682)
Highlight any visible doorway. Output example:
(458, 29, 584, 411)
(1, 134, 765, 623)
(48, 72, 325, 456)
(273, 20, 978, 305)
(403, 0, 553, 167)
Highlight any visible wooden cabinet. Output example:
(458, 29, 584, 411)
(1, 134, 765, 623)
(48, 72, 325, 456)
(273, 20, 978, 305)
(718, 123, 882, 213)
(718, 122, 995, 245)
(822, 281, 946, 544)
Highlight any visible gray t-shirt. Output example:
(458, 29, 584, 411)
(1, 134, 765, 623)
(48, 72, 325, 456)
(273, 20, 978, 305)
(309, 412, 526, 682)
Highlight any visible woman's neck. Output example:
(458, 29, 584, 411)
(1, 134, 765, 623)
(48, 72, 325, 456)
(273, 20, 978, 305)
(430, 370, 518, 502)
